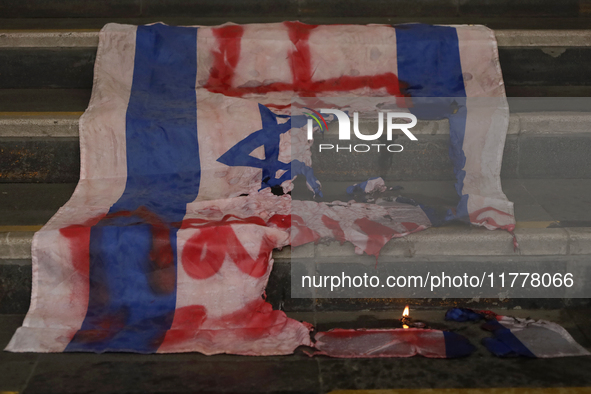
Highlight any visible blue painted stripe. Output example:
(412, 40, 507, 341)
(66, 24, 200, 353)
(395, 24, 469, 221)
(482, 319, 537, 358)
(443, 331, 476, 358)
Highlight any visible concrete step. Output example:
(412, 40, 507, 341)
(4, 29, 591, 47)
(5, 16, 591, 30)
(3, 87, 591, 113)
(16, 177, 591, 224)
(0, 0, 586, 19)
(0, 0, 591, 28)
(0, 30, 591, 90)
(3, 178, 591, 227)
(3, 225, 591, 314)
(1, 111, 590, 183)
(0, 89, 91, 112)
(1, 179, 591, 314)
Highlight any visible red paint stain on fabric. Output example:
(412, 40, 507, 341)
(204, 21, 406, 99)
(59, 222, 97, 308)
(318, 329, 369, 339)
(322, 215, 346, 244)
(182, 215, 277, 280)
(106, 208, 175, 276)
(266, 214, 291, 230)
(469, 206, 515, 232)
(401, 222, 420, 232)
(146, 224, 176, 294)
(104, 207, 177, 294)
(354, 217, 398, 258)
(60, 225, 92, 277)
(207, 25, 245, 92)
(315, 328, 446, 358)
(160, 305, 207, 348)
(285, 21, 317, 90)
(216, 298, 287, 340)
(291, 214, 321, 247)
(73, 309, 128, 344)
(62, 208, 179, 296)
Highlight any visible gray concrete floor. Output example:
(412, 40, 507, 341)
(2, 308, 591, 393)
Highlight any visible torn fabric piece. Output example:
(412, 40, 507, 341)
(445, 307, 495, 322)
(482, 316, 591, 358)
(346, 177, 387, 195)
(313, 329, 475, 358)
(447, 308, 590, 358)
(291, 199, 430, 257)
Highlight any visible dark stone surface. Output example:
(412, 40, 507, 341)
(3, 133, 591, 182)
(0, 360, 36, 392)
(500, 135, 519, 179)
(0, 262, 32, 314)
(2, 87, 589, 114)
(518, 134, 591, 179)
(522, 179, 591, 221)
(311, 132, 591, 182)
(267, 260, 316, 312)
(505, 86, 591, 97)
(1, 0, 589, 19)
(0, 183, 76, 226)
(142, 0, 299, 17)
(2, 311, 591, 394)
(458, 0, 581, 17)
(0, 0, 142, 18)
(499, 47, 591, 87)
(24, 354, 320, 393)
(0, 315, 38, 391)
(2, 257, 588, 315)
(0, 138, 80, 183)
(300, 0, 459, 18)
(4, 16, 591, 30)
(311, 135, 455, 182)
(0, 48, 96, 89)
(0, 89, 91, 112)
(317, 356, 591, 391)
(313, 297, 589, 312)
(4, 15, 591, 30)
(1, 47, 591, 90)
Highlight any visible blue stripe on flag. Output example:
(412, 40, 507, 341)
(443, 331, 476, 358)
(395, 24, 469, 221)
(66, 24, 200, 353)
(482, 319, 537, 358)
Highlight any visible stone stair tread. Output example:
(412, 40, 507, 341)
(0, 89, 90, 112)
(3, 109, 591, 138)
(3, 16, 591, 30)
(1, 179, 591, 259)
(1, 179, 590, 224)
(2, 308, 591, 393)
(3, 29, 591, 47)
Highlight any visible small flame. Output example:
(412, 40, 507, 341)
(402, 305, 410, 317)
(402, 324, 409, 329)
